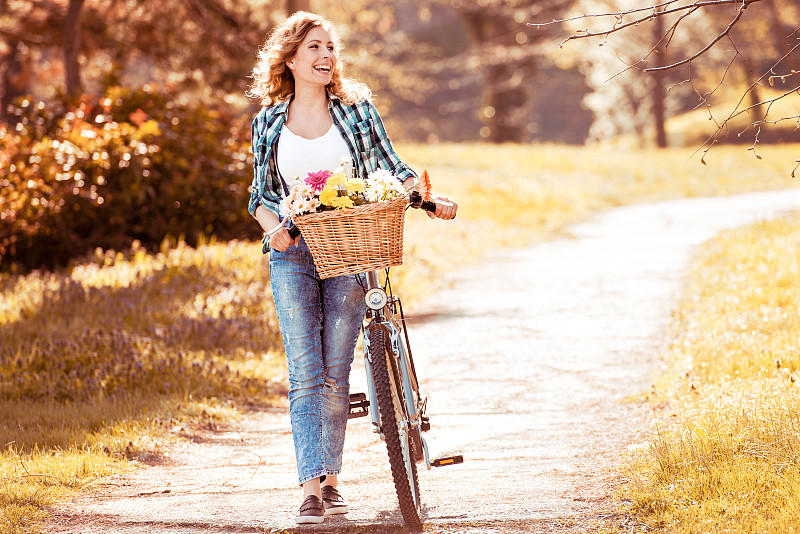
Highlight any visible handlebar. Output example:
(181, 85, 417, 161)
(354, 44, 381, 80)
(408, 191, 438, 214)
(286, 192, 446, 239)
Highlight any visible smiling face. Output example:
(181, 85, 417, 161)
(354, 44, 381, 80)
(286, 26, 337, 90)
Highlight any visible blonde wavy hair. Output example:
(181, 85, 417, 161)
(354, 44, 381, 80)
(247, 12, 371, 106)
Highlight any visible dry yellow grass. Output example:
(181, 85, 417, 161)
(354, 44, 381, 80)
(0, 239, 286, 533)
(0, 449, 116, 534)
(2, 142, 799, 533)
(621, 212, 800, 533)
(394, 142, 800, 304)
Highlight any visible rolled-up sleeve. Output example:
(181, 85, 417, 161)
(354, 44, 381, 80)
(248, 110, 281, 218)
(367, 101, 417, 184)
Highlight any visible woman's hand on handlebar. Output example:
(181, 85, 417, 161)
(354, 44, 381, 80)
(427, 196, 458, 220)
(270, 227, 300, 252)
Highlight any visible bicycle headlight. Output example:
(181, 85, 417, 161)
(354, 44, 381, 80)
(365, 288, 388, 310)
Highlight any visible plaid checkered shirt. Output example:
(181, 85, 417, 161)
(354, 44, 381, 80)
(248, 95, 417, 221)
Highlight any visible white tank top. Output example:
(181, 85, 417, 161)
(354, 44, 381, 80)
(277, 124, 350, 217)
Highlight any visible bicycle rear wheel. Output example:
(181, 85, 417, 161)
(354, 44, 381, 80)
(369, 327, 422, 529)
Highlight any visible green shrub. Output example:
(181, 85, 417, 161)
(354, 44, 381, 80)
(0, 86, 258, 271)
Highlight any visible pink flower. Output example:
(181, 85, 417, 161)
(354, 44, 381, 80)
(304, 170, 332, 192)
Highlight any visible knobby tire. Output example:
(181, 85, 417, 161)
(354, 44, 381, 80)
(369, 327, 422, 529)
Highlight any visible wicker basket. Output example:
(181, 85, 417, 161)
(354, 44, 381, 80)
(292, 195, 408, 279)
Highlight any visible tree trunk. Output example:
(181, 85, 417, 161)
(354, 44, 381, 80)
(0, 41, 32, 124)
(286, 0, 310, 15)
(652, 8, 668, 148)
(484, 63, 529, 142)
(765, 0, 800, 76)
(1, 41, 18, 123)
(64, 0, 85, 98)
(461, 10, 533, 143)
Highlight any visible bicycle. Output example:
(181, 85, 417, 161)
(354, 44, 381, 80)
(289, 191, 462, 528)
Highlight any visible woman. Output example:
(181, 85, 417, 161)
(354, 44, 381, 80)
(247, 11, 457, 524)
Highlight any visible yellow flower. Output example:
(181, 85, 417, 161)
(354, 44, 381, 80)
(327, 172, 347, 189)
(319, 187, 338, 207)
(329, 195, 354, 210)
(346, 178, 365, 193)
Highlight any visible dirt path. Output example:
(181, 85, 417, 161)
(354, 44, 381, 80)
(47, 189, 800, 533)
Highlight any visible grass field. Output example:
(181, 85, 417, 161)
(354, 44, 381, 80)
(619, 212, 800, 533)
(2, 142, 799, 533)
(398, 142, 800, 303)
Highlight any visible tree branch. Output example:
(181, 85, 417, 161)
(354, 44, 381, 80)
(688, 44, 739, 116)
(642, 0, 757, 72)
(538, 0, 798, 170)
(726, 85, 800, 126)
(694, 83, 800, 164)
(529, 0, 763, 49)
(767, 40, 800, 84)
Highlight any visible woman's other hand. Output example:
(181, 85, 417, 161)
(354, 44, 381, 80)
(255, 205, 299, 252)
(270, 228, 300, 251)
(428, 197, 458, 220)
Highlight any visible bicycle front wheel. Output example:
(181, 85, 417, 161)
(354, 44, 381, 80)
(369, 327, 422, 529)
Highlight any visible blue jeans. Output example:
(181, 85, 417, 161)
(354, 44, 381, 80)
(269, 238, 367, 485)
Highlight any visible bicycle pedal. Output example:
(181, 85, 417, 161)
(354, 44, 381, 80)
(348, 392, 370, 419)
(431, 455, 464, 467)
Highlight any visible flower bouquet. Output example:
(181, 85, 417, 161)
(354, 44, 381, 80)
(281, 159, 407, 218)
(275, 158, 414, 279)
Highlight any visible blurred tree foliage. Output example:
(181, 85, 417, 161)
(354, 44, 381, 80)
(0, 0, 595, 270)
(0, 0, 271, 111)
(446, 0, 579, 143)
(0, 85, 254, 270)
(0, 0, 594, 142)
(318, 0, 591, 144)
(0, 0, 280, 271)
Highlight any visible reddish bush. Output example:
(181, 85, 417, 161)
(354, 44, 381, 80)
(0, 86, 258, 271)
